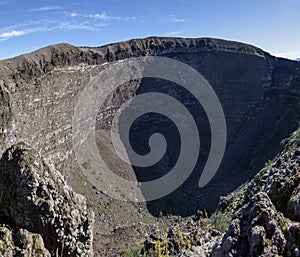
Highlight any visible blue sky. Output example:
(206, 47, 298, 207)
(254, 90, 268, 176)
(0, 0, 300, 60)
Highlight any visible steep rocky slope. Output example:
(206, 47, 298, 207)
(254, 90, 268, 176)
(142, 126, 300, 256)
(0, 143, 94, 256)
(0, 37, 299, 256)
(213, 126, 300, 257)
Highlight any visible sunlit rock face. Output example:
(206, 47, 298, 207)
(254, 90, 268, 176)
(0, 37, 299, 216)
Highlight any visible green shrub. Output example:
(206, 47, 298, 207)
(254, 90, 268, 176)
(123, 244, 143, 257)
(210, 211, 229, 233)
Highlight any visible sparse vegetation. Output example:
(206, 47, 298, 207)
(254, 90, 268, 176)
(210, 211, 229, 233)
(123, 244, 143, 257)
(143, 216, 225, 257)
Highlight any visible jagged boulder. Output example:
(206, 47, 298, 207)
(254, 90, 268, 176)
(0, 226, 51, 257)
(0, 142, 94, 256)
(212, 192, 300, 257)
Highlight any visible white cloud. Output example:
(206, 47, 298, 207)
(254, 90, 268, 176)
(171, 18, 185, 23)
(0, 10, 138, 42)
(0, 26, 48, 41)
(90, 12, 111, 20)
(166, 30, 184, 36)
(0, 30, 27, 39)
(161, 15, 185, 23)
(0, 19, 108, 42)
(69, 11, 79, 17)
(0, 21, 43, 33)
(28, 6, 62, 12)
(64, 10, 139, 24)
(58, 21, 108, 31)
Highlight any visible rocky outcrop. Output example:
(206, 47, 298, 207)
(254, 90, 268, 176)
(213, 193, 300, 257)
(200, 116, 300, 257)
(213, 127, 300, 257)
(220, 126, 300, 216)
(142, 218, 223, 257)
(0, 142, 94, 256)
(0, 226, 51, 257)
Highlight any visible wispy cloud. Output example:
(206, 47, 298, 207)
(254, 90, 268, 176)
(171, 18, 185, 23)
(1, 30, 26, 38)
(90, 12, 111, 20)
(0, 25, 49, 41)
(161, 15, 185, 23)
(0, 21, 42, 33)
(0, 30, 29, 41)
(0, 10, 138, 42)
(166, 30, 184, 36)
(27, 6, 62, 12)
(69, 11, 79, 17)
(58, 21, 108, 31)
(0, 18, 108, 42)
(66, 10, 137, 22)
